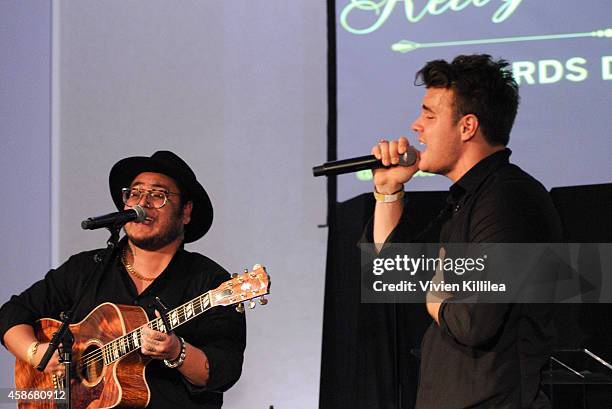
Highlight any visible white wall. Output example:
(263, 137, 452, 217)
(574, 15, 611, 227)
(0, 1, 51, 407)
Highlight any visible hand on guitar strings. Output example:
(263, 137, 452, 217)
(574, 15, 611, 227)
(140, 312, 182, 362)
(33, 342, 64, 378)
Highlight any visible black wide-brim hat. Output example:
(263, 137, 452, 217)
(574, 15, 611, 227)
(109, 151, 213, 243)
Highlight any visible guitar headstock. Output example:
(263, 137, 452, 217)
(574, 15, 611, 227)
(211, 264, 270, 311)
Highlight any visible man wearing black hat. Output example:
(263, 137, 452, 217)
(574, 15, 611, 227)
(0, 151, 246, 408)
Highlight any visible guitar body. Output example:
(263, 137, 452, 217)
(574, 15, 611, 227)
(13, 265, 270, 409)
(15, 303, 151, 409)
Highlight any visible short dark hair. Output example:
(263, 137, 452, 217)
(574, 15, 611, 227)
(415, 54, 519, 146)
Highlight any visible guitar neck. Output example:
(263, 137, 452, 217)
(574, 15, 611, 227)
(92, 265, 268, 366)
(101, 291, 214, 365)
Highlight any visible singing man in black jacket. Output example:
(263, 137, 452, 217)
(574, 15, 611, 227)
(370, 54, 562, 408)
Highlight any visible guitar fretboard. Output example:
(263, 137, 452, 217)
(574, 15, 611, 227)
(76, 268, 265, 372)
(99, 292, 214, 366)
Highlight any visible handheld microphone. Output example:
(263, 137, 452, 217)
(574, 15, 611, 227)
(81, 205, 147, 230)
(312, 147, 418, 177)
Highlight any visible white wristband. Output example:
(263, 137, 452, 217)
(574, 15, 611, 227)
(373, 186, 405, 203)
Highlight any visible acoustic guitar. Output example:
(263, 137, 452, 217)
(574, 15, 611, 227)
(15, 265, 270, 409)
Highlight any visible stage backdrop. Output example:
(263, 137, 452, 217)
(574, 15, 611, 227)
(335, 0, 612, 200)
(1, 1, 327, 408)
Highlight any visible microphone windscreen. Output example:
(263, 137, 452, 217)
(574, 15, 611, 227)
(131, 205, 147, 222)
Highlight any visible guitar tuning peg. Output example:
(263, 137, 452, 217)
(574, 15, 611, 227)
(259, 295, 268, 305)
(231, 273, 238, 278)
(248, 300, 256, 309)
(252, 264, 262, 270)
(235, 303, 245, 313)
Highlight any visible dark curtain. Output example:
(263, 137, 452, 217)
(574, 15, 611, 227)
(319, 184, 612, 409)
(548, 183, 612, 408)
(550, 183, 612, 357)
(319, 191, 447, 409)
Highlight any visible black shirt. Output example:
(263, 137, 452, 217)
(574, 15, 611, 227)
(0, 240, 246, 409)
(387, 149, 563, 409)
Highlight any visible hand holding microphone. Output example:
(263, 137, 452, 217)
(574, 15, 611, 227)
(312, 137, 419, 177)
(371, 137, 420, 194)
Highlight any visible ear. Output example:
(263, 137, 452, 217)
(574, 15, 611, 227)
(182, 201, 193, 225)
(459, 114, 479, 142)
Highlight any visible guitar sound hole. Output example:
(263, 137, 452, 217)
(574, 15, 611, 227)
(79, 344, 104, 383)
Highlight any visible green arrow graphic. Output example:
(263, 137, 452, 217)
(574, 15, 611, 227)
(391, 28, 612, 53)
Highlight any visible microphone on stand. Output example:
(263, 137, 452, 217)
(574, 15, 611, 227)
(312, 147, 418, 177)
(81, 205, 147, 230)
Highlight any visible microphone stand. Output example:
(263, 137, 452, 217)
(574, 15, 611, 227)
(36, 224, 123, 409)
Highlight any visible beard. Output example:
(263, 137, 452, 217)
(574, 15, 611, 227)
(127, 208, 185, 251)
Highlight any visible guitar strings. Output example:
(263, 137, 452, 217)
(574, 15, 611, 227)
(77, 271, 264, 369)
(77, 314, 173, 369)
(76, 292, 215, 369)
(78, 279, 249, 369)
(78, 278, 257, 370)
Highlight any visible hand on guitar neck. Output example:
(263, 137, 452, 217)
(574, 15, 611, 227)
(140, 317, 210, 386)
(139, 320, 181, 362)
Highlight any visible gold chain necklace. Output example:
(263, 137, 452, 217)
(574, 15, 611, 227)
(122, 246, 156, 282)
